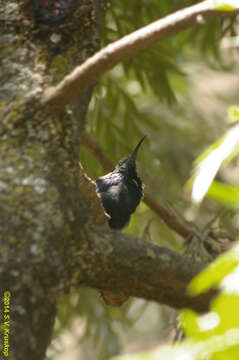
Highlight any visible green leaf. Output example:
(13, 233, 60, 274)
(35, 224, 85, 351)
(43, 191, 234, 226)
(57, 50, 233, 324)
(212, 294, 239, 331)
(227, 106, 239, 124)
(213, 0, 237, 10)
(215, 5, 236, 10)
(180, 310, 201, 339)
(189, 123, 239, 204)
(207, 182, 239, 208)
(189, 244, 239, 295)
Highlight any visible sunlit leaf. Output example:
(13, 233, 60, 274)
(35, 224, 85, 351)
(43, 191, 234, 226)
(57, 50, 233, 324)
(190, 123, 239, 204)
(221, 265, 239, 293)
(212, 294, 239, 329)
(212, 0, 237, 10)
(181, 310, 221, 341)
(189, 244, 239, 295)
(180, 310, 201, 339)
(227, 106, 239, 124)
(207, 182, 239, 208)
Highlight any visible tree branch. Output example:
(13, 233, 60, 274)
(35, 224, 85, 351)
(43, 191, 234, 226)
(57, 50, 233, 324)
(42, 1, 239, 108)
(79, 226, 215, 312)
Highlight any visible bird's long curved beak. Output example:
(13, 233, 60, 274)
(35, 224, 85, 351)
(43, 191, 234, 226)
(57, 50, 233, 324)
(129, 135, 146, 163)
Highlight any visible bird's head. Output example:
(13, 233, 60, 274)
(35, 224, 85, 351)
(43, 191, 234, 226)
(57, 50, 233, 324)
(114, 136, 146, 177)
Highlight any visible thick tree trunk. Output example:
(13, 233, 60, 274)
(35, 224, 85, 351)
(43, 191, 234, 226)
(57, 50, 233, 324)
(0, 1, 104, 358)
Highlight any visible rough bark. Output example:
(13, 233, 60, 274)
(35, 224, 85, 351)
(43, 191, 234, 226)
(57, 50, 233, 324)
(0, 0, 105, 358)
(77, 226, 215, 312)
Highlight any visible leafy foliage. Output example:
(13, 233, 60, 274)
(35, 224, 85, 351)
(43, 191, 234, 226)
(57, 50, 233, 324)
(114, 245, 239, 360)
(189, 119, 239, 204)
(189, 105, 239, 205)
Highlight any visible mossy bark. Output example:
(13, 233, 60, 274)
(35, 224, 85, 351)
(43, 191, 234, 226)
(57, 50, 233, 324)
(0, 1, 105, 358)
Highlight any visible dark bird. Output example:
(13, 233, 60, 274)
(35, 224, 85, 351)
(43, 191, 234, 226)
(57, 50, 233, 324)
(95, 136, 146, 229)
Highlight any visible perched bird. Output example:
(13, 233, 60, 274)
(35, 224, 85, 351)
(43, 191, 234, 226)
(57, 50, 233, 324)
(96, 136, 146, 229)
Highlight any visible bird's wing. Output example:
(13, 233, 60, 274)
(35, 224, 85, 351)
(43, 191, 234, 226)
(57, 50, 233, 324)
(95, 173, 123, 193)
